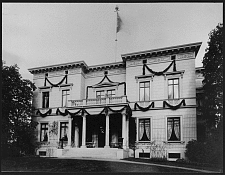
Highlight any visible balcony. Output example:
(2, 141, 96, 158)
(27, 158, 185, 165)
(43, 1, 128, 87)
(69, 96, 127, 107)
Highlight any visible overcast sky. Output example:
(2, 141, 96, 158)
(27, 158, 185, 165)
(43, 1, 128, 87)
(2, 3, 223, 80)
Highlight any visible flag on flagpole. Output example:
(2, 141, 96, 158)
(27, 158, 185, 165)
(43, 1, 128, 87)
(116, 12, 122, 33)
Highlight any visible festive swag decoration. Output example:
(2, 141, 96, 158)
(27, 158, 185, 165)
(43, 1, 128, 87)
(134, 102, 154, 111)
(36, 109, 52, 117)
(143, 60, 176, 76)
(56, 105, 132, 117)
(56, 108, 90, 116)
(44, 75, 68, 87)
(163, 99, 186, 110)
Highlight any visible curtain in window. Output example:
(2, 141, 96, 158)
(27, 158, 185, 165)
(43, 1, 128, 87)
(139, 120, 144, 140)
(168, 118, 180, 141)
(139, 119, 150, 141)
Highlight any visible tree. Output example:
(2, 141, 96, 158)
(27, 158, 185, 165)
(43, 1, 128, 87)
(202, 23, 223, 129)
(2, 63, 39, 157)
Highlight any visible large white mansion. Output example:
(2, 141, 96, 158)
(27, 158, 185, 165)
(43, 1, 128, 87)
(28, 42, 204, 160)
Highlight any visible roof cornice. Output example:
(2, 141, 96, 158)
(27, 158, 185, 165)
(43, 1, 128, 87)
(121, 42, 202, 61)
(28, 61, 88, 74)
(88, 61, 125, 72)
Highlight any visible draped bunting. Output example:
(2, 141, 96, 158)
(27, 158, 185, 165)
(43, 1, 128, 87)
(143, 60, 177, 76)
(55, 105, 132, 117)
(134, 102, 154, 111)
(44, 75, 67, 87)
(36, 109, 52, 117)
(56, 108, 90, 116)
(163, 99, 186, 110)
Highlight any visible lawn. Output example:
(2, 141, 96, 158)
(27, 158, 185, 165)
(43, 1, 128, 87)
(124, 157, 223, 173)
(0, 157, 209, 173)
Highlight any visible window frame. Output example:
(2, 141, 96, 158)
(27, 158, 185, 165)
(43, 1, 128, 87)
(138, 118, 152, 142)
(168, 78, 180, 100)
(42, 91, 50, 108)
(62, 89, 70, 107)
(107, 89, 116, 98)
(59, 122, 69, 141)
(40, 122, 49, 142)
(139, 81, 150, 101)
(166, 116, 183, 143)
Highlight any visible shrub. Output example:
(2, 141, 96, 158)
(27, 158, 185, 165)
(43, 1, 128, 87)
(150, 157, 167, 162)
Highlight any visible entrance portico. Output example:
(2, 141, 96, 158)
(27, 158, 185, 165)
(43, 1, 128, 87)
(69, 105, 131, 149)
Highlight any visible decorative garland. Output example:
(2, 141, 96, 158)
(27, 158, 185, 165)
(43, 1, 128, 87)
(143, 60, 176, 76)
(134, 102, 154, 111)
(44, 75, 67, 87)
(163, 99, 186, 110)
(56, 108, 90, 116)
(36, 109, 52, 117)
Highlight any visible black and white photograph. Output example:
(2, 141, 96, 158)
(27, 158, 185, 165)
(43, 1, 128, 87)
(2, 2, 223, 173)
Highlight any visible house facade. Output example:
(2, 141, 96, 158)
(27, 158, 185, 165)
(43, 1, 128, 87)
(29, 42, 202, 160)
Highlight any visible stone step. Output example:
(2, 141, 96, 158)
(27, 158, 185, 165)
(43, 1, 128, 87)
(62, 148, 119, 159)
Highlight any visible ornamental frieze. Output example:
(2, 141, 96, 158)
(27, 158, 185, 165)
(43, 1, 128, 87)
(176, 52, 195, 60)
(34, 73, 45, 79)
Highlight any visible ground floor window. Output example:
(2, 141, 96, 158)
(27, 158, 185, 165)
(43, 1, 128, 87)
(40, 123, 48, 142)
(167, 117, 180, 141)
(139, 118, 151, 141)
(60, 122, 68, 141)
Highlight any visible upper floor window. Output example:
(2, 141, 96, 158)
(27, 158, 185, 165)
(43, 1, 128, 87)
(62, 89, 70, 107)
(60, 122, 68, 141)
(139, 118, 151, 141)
(168, 78, 179, 99)
(40, 123, 48, 142)
(167, 117, 180, 141)
(139, 81, 150, 101)
(107, 89, 116, 98)
(42, 92, 49, 108)
(96, 90, 105, 98)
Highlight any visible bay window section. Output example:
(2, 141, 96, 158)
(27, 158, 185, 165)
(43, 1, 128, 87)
(139, 119, 151, 141)
(42, 92, 49, 108)
(167, 117, 181, 141)
(60, 122, 68, 141)
(168, 78, 179, 99)
(139, 81, 150, 101)
(40, 123, 48, 142)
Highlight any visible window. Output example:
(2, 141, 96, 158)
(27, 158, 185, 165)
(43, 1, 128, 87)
(60, 122, 68, 141)
(107, 89, 115, 98)
(96, 90, 105, 98)
(168, 78, 179, 99)
(62, 89, 70, 107)
(139, 119, 151, 141)
(40, 123, 48, 142)
(167, 117, 181, 141)
(139, 81, 150, 101)
(42, 92, 49, 108)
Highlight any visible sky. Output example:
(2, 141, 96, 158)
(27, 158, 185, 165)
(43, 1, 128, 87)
(2, 3, 223, 80)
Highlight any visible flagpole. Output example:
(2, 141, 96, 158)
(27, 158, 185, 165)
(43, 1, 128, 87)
(115, 6, 119, 62)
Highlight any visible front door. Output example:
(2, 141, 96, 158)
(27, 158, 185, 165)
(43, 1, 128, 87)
(98, 126, 105, 147)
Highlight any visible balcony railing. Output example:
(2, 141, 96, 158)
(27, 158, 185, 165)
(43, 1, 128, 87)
(69, 96, 127, 107)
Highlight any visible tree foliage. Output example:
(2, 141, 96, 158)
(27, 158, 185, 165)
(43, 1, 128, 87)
(202, 23, 223, 128)
(2, 64, 39, 157)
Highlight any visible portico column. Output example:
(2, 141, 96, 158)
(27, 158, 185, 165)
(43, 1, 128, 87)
(126, 116, 129, 148)
(68, 116, 72, 147)
(136, 118, 139, 142)
(74, 123, 79, 148)
(81, 115, 87, 148)
(122, 113, 127, 149)
(104, 114, 110, 148)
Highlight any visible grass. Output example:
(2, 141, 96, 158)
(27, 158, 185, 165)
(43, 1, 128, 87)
(123, 157, 223, 173)
(0, 156, 212, 173)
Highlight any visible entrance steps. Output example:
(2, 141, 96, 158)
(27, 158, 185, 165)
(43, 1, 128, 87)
(61, 148, 124, 159)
